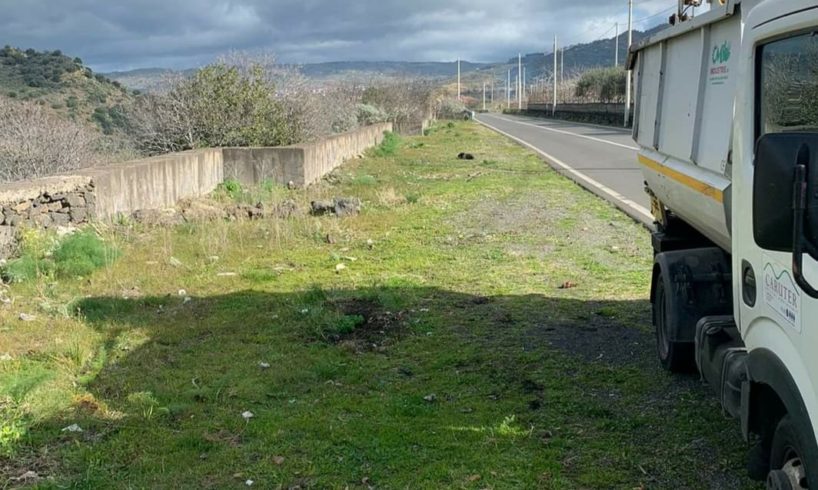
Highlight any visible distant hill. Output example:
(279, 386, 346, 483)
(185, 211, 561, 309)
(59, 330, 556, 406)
(105, 25, 669, 92)
(488, 25, 667, 81)
(0, 46, 135, 135)
(103, 67, 196, 93)
(105, 60, 490, 91)
(297, 60, 489, 79)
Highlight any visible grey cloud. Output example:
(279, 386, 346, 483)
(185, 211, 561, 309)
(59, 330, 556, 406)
(0, 0, 679, 71)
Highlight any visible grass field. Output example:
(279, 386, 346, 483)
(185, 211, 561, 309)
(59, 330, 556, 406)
(0, 122, 756, 488)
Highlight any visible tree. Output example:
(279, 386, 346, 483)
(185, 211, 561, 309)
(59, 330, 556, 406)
(575, 67, 627, 103)
(0, 96, 100, 182)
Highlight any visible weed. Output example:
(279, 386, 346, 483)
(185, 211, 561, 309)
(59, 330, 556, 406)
(217, 178, 243, 201)
(335, 314, 365, 335)
(372, 131, 401, 157)
(2, 229, 119, 282)
(405, 193, 421, 204)
(3, 255, 42, 283)
(352, 174, 378, 186)
(52, 231, 120, 278)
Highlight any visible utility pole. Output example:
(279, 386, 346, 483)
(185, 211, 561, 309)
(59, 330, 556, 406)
(517, 53, 522, 110)
(624, 0, 633, 127)
(490, 77, 494, 106)
(523, 66, 526, 101)
(482, 82, 486, 111)
(553, 35, 558, 115)
(506, 69, 510, 109)
(560, 47, 564, 86)
(615, 22, 620, 67)
(457, 58, 461, 101)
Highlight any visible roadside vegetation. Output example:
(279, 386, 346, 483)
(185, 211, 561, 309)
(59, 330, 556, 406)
(0, 122, 755, 488)
(0, 48, 438, 182)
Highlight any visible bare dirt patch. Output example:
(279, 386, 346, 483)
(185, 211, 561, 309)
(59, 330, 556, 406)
(327, 298, 410, 352)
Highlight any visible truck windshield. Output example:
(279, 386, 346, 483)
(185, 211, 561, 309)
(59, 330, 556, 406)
(759, 31, 818, 136)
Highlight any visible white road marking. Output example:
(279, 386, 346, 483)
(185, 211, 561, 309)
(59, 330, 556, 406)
(476, 118, 653, 226)
(489, 114, 640, 151)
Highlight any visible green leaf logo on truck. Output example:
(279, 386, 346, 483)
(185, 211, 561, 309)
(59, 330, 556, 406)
(712, 42, 731, 65)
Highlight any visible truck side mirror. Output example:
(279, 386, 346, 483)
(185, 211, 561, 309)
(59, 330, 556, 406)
(753, 133, 818, 252)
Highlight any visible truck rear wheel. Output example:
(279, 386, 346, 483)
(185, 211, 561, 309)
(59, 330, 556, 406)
(653, 270, 695, 372)
(768, 415, 817, 489)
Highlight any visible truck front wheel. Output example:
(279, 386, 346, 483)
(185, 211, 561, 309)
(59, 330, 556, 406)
(768, 415, 816, 489)
(653, 270, 695, 372)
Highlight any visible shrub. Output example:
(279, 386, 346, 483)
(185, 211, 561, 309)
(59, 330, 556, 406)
(216, 178, 244, 201)
(372, 131, 400, 157)
(1, 230, 119, 282)
(357, 103, 387, 126)
(435, 97, 467, 119)
(575, 67, 627, 103)
(52, 231, 120, 278)
(0, 96, 101, 182)
(128, 63, 293, 154)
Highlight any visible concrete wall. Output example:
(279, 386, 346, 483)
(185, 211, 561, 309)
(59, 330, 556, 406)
(80, 149, 223, 219)
(0, 123, 393, 230)
(223, 122, 392, 187)
(511, 103, 633, 128)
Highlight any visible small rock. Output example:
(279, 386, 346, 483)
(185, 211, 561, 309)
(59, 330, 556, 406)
(334, 198, 362, 217)
(259, 362, 271, 369)
(0, 353, 13, 361)
(70, 207, 88, 223)
(183, 297, 192, 304)
(335, 263, 347, 273)
(457, 152, 475, 160)
(245, 479, 254, 486)
(558, 281, 578, 290)
(19, 313, 35, 322)
(325, 234, 336, 244)
(311, 200, 336, 216)
(61, 423, 83, 433)
(423, 394, 437, 403)
(287, 181, 297, 190)
(178, 289, 187, 297)
(273, 455, 285, 465)
(169, 257, 183, 268)
(241, 411, 254, 421)
(13, 201, 31, 213)
(64, 194, 86, 208)
(366, 239, 375, 249)
(12, 471, 39, 483)
(217, 272, 238, 277)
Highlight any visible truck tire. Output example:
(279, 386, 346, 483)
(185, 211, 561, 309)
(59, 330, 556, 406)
(653, 269, 695, 372)
(768, 415, 818, 489)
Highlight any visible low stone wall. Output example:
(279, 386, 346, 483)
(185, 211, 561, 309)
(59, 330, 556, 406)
(0, 123, 394, 256)
(509, 103, 633, 127)
(223, 122, 392, 187)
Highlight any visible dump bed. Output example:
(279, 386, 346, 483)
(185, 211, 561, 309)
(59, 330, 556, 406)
(630, 1, 751, 251)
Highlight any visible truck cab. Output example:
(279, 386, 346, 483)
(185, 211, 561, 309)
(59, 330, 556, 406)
(630, 0, 818, 486)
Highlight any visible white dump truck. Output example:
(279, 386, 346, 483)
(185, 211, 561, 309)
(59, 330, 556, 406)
(629, 0, 818, 486)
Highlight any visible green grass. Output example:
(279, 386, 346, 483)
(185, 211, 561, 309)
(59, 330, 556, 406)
(1, 229, 119, 283)
(0, 122, 756, 488)
(371, 131, 401, 157)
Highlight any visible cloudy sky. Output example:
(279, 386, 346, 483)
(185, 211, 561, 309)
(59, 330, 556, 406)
(0, 0, 690, 72)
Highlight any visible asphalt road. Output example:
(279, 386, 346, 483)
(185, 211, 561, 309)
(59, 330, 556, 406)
(476, 112, 653, 226)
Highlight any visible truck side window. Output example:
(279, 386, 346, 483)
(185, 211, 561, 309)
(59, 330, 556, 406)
(758, 32, 818, 137)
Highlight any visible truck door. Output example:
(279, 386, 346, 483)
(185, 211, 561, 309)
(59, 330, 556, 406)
(734, 6, 818, 456)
